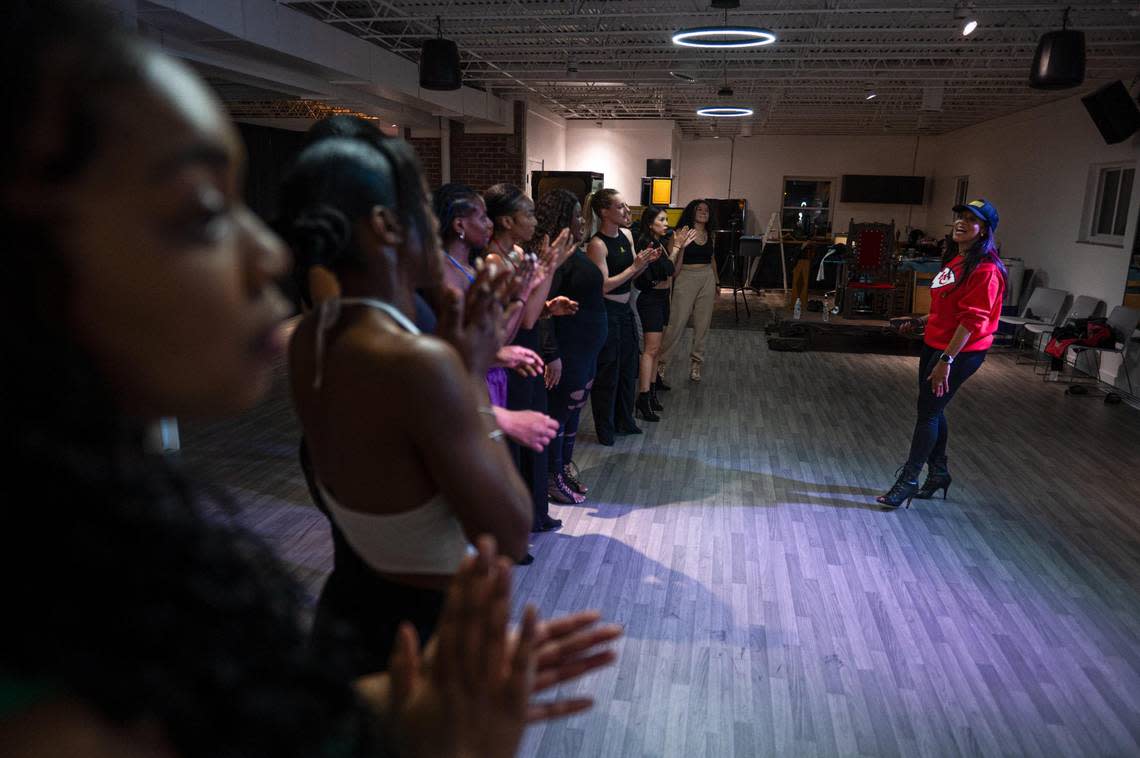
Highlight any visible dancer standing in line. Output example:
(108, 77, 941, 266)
(658, 199, 719, 384)
(585, 190, 660, 445)
(434, 183, 560, 457)
(878, 199, 1006, 508)
(634, 205, 696, 421)
(537, 190, 604, 504)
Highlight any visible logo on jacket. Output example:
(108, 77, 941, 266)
(931, 267, 956, 290)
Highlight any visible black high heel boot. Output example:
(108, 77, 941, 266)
(655, 374, 671, 392)
(877, 467, 920, 509)
(915, 471, 952, 500)
(635, 392, 660, 422)
(649, 383, 664, 412)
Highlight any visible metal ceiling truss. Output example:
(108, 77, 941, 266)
(277, 0, 1140, 136)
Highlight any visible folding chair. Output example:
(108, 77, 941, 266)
(998, 286, 1068, 350)
(1022, 294, 1103, 370)
(1063, 305, 1140, 403)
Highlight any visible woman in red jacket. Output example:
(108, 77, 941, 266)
(879, 199, 1007, 508)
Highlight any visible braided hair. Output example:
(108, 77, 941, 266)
(484, 183, 529, 232)
(532, 188, 581, 252)
(435, 182, 485, 244)
(1, 3, 381, 755)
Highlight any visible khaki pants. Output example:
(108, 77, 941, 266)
(791, 259, 812, 310)
(660, 264, 717, 372)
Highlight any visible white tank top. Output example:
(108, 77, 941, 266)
(310, 297, 472, 575)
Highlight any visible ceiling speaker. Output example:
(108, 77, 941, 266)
(1081, 80, 1140, 145)
(420, 38, 461, 90)
(1029, 29, 1085, 89)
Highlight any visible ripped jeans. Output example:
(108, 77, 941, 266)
(547, 377, 593, 474)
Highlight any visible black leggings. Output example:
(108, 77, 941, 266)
(507, 364, 551, 520)
(904, 345, 986, 474)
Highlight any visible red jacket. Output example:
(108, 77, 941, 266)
(925, 254, 1006, 352)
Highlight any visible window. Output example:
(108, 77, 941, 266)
(954, 176, 969, 208)
(781, 178, 832, 238)
(1085, 163, 1135, 246)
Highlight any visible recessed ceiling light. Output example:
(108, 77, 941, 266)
(697, 106, 753, 117)
(865, 91, 878, 100)
(962, 19, 978, 35)
(669, 71, 697, 82)
(672, 26, 777, 48)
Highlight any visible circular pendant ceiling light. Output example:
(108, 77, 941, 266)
(697, 106, 754, 117)
(672, 26, 776, 48)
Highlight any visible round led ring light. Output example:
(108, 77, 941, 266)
(697, 106, 754, 117)
(672, 26, 777, 48)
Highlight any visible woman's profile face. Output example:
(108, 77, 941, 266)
(651, 210, 669, 237)
(569, 202, 585, 243)
(456, 196, 493, 251)
(510, 196, 538, 243)
(58, 51, 290, 419)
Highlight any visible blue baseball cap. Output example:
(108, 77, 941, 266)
(952, 198, 999, 231)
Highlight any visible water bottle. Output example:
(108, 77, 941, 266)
(793, 298, 802, 320)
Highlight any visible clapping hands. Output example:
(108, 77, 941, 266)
(386, 536, 621, 758)
(437, 259, 518, 376)
(672, 226, 698, 252)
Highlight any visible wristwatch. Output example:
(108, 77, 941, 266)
(939, 352, 955, 365)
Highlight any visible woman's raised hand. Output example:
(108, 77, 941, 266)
(674, 226, 698, 251)
(387, 536, 621, 757)
(633, 245, 662, 271)
(438, 260, 511, 376)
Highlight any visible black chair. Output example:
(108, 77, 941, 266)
(729, 236, 766, 321)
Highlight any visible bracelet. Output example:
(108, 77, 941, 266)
(511, 296, 527, 306)
(477, 406, 495, 416)
(488, 428, 505, 441)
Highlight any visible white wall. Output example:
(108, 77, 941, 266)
(926, 94, 1140, 389)
(525, 103, 567, 194)
(565, 120, 677, 203)
(926, 94, 1139, 308)
(677, 135, 933, 236)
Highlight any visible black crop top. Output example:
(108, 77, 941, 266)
(634, 237, 675, 290)
(594, 230, 634, 295)
(682, 232, 714, 265)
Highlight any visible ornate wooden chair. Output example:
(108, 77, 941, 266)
(841, 219, 897, 319)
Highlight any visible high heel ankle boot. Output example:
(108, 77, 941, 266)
(915, 470, 952, 500)
(876, 467, 920, 509)
(635, 392, 660, 422)
(649, 384, 664, 412)
(655, 374, 671, 392)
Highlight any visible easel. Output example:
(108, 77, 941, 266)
(750, 212, 788, 296)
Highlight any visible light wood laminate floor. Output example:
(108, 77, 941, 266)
(184, 326, 1140, 758)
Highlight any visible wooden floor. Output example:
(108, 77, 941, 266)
(183, 315, 1140, 758)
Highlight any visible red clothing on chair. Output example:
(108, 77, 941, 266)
(924, 254, 1005, 352)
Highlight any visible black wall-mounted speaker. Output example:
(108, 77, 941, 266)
(1029, 29, 1085, 89)
(1081, 80, 1140, 145)
(420, 38, 461, 90)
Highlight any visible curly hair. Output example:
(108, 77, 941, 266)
(0, 3, 381, 755)
(531, 188, 581, 252)
(678, 198, 717, 231)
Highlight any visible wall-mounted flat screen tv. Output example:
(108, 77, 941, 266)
(841, 175, 926, 205)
